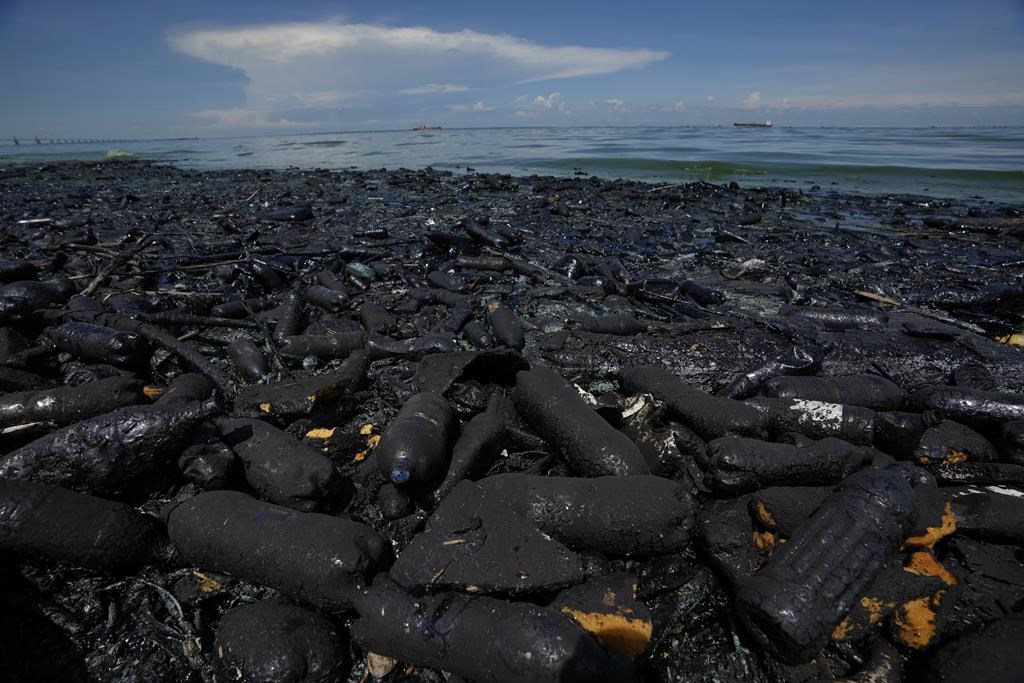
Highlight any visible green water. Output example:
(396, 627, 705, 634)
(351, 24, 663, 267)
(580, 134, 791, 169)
(2, 126, 1021, 202)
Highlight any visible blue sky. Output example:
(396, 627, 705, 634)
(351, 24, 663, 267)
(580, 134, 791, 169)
(1, 0, 1022, 137)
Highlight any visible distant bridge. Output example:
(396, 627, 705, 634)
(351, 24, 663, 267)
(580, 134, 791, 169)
(11, 136, 134, 146)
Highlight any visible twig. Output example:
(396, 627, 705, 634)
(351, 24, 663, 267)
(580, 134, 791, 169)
(256, 315, 294, 380)
(853, 290, 902, 306)
(647, 182, 691, 193)
(127, 258, 247, 277)
(481, 246, 572, 285)
(65, 311, 237, 397)
(81, 233, 154, 296)
(141, 290, 229, 297)
(850, 289, 987, 335)
(138, 312, 261, 330)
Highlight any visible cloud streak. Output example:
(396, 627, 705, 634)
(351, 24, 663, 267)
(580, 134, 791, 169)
(398, 83, 471, 95)
(169, 20, 668, 127)
(191, 108, 320, 129)
(452, 100, 494, 112)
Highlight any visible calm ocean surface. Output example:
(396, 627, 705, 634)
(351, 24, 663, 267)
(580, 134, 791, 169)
(2, 126, 1022, 202)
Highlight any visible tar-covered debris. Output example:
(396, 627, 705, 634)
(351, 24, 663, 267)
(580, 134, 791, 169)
(1, 159, 1024, 682)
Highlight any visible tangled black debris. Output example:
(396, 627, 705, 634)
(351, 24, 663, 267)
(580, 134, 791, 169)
(1, 159, 1024, 682)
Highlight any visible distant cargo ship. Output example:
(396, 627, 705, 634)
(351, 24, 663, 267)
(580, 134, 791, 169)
(734, 120, 773, 128)
(413, 125, 443, 131)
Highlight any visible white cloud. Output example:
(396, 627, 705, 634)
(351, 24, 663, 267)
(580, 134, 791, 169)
(514, 92, 570, 117)
(398, 83, 471, 95)
(535, 93, 565, 110)
(673, 99, 686, 111)
(452, 100, 494, 112)
(743, 91, 762, 108)
(291, 90, 361, 107)
(169, 20, 668, 127)
(768, 91, 1024, 110)
(706, 95, 716, 102)
(190, 108, 320, 129)
(600, 98, 626, 112)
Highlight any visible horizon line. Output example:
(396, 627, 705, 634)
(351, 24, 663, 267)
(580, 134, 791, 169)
(7, 122, 1024, 143)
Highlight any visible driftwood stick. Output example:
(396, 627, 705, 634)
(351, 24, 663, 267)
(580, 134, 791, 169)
(81, 233, 155, 296)
(137, 312, 262, 330)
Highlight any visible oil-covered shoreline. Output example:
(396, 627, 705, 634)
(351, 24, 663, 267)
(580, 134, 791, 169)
(1, 159, 1024, 682)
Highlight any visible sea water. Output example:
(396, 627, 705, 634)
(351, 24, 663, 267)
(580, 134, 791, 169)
(1, 126, 1021, 202)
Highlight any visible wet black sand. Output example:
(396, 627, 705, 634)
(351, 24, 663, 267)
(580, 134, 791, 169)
(1, 160, 1023, 682)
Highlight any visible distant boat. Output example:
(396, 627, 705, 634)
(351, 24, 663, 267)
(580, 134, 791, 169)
(734, 120, 773, 128)
(413, 125, 443, 131)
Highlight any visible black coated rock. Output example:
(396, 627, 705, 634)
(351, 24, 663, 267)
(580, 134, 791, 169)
(717, 344, 826, 400)
(487, 300, 526, 350)
(696, 495, 766, 586)
(0, 279, 71, 322)
(925, 611, 1024, 683)
(996, 420, 1024, 465)
(52, 322, 148, 367)
(948, 485, 1024, 545)
(227, 338, 268, 382)
(476, 473, 694, 556)
(745, 396, 876, 445)
(352, 579, 635, 683)
(0, 376, 142, 428)
(748, 486, 833, 537)
(410, 349, 527, 394)
(278, 332, 364, 359)
(760, 373, 906, 410)
(914, 420, 999, 464)
(215, 601, 347, 683)
(704, 436, 870, 494)
(217, 417, 338, 511)
(304, 284, 349, 313)
(234, 351, 367, 417)
(0, 399, 216, 498)
(257, 206, 314, 222)
(376, 483, 413, 520)
(514, 366, 650, 477)
(0, 479, 161, 570)
(391, 480, 584, 595)
(430, 391, 508, 504)
(155, 372, 216, 404)
(165, 491, 388, 610)
(552, 573, 653, 659)
(909, 385, 1024, 428)
(621, 365, 769, 440)
(735, 467, 917, 663)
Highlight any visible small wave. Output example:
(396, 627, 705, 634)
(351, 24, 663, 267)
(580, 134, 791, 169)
(0, 150, 111, 163)
(532, 157, 769, 179)
(776, 162, 1024, 183)
(531, 156, 1024, 183)
(155, 149, 206, 155)
(106, 149, 136, 159)
(301, 140, 347, 147)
